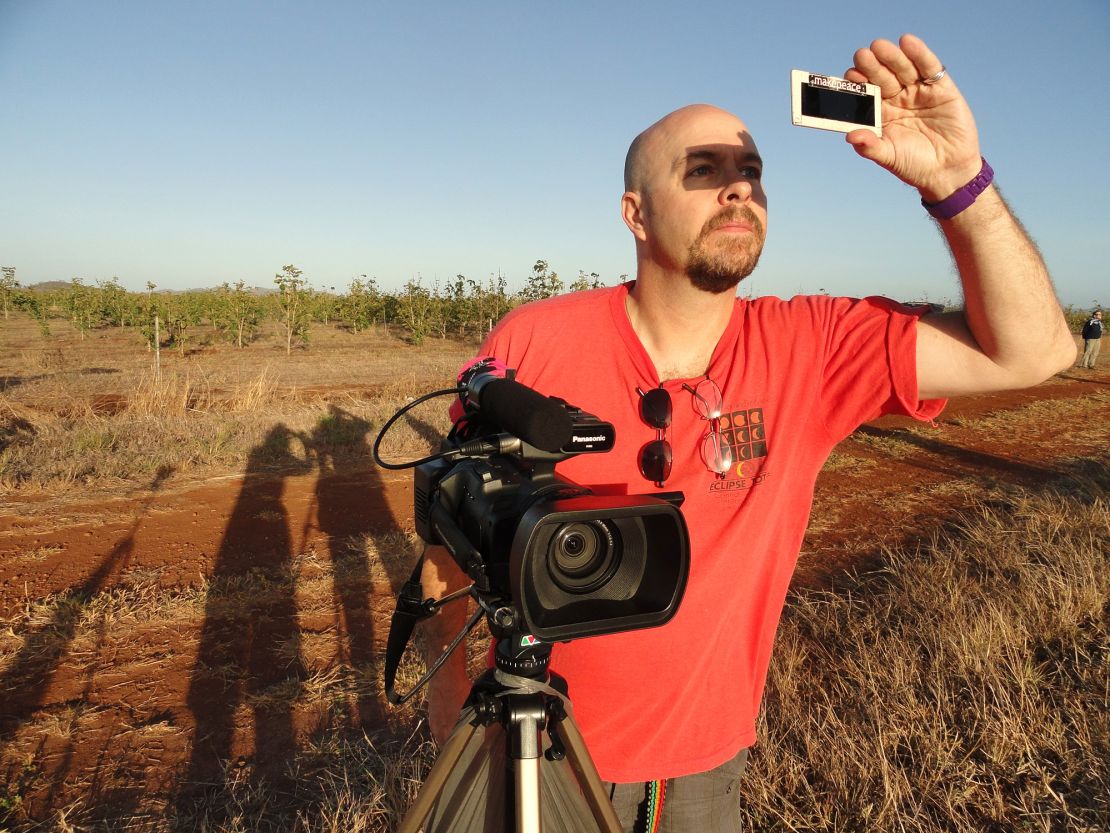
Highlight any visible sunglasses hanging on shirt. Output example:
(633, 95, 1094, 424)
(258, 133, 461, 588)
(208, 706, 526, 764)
(636, 386, 673, 487)
(636, 377, 732, 487)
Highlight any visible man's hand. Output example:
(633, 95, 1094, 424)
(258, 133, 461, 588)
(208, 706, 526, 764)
(843, 33, 982, 202)
(837, 34, 1076, 396)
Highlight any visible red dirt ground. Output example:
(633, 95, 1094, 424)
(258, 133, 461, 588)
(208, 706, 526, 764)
(1, 366, 1107, 823)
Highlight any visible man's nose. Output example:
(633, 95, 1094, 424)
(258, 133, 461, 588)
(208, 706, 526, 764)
(721, 177, 753, 204)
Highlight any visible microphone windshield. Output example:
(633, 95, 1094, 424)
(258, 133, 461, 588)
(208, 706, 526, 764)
(473, 377, 573, 453)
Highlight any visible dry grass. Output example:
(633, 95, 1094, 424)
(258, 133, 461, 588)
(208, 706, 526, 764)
(741, 461, 1109, 832)
(2, 470, 1104, 832)
(0, 525, 438, 832)
(0, 315, 473, 493)
(2, 312, 1107, 831)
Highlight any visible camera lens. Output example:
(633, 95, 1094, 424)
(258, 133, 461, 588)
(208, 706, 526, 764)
(548, 521, 619, 593)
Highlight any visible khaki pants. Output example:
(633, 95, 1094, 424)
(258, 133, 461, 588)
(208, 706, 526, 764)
(1080, 338, 1101, 368)
(603, 747, 750, 833)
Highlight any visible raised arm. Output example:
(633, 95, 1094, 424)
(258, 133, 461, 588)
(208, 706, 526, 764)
(844, 34, 1076, 399)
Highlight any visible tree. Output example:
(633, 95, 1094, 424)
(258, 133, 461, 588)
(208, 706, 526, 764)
(396, 277, 435, 344)
(18, 293, 52, 338)
(570, 270, 603, 293)
(441, 274, 474, 338)
(215, 281, 262, 348)
(9, 277, 51, 338)
(342, 275, 383, 333)
(0, 267, 18, 320)
(63, 278, 102, 338)
(310, 289, 339, 325)
(95, 277, 131, 327)
(163, 292, 207, 356)
(274, 264, 310, 355)
(138, 282, 163, 351)
(134, 282, 165, 378)
(462, 273, 513, 336)
(521, 259, 564, 301)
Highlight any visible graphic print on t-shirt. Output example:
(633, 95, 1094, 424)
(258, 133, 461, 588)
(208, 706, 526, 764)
(710, 405, 770, 493)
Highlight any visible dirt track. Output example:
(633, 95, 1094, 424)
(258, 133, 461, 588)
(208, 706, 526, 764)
(1, 367, 1107, 821)
(3, 371, 1106, 609)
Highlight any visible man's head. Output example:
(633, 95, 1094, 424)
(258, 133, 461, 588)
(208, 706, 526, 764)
(622, 104, 768, 293)
(1094, 310, 1103, 319)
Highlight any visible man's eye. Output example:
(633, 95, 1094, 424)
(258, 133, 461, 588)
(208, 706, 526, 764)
(741, 166, 762, 179)
(687, 165, 712, 177)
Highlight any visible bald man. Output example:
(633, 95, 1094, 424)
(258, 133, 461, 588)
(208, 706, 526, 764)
(420, 34, 1075, 832)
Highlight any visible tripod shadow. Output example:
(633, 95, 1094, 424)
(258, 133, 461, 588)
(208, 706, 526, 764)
(0, 466, 175, 814)
(177, 425, 311, 805)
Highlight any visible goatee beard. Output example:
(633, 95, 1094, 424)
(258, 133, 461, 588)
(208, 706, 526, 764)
(686, 206, 765, 294)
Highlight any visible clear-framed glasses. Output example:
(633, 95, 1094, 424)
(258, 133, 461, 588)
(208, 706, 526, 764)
(682, 377, 732, 478)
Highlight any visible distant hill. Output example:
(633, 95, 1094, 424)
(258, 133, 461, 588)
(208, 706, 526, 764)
(25, 282, 277, 296)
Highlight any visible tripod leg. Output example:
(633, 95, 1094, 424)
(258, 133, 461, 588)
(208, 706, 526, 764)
(396, 715, 483, 833)
(510, 702, 543, 833)
(515, 755, 541, 833)
(551, 712, 625, 833)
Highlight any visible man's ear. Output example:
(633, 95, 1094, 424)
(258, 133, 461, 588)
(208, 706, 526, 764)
(621, 191, 648, 242)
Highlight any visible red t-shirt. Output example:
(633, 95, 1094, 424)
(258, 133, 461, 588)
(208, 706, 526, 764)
(473, 283, 945, 782)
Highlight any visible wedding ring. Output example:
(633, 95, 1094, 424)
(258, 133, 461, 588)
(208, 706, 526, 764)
(920, 66, 947, 85)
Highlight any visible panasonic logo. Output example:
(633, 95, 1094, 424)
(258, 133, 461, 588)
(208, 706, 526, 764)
(573, 435, 607, 443)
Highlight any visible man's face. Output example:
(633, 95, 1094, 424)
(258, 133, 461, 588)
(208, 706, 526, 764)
(626, 106, 768, 293)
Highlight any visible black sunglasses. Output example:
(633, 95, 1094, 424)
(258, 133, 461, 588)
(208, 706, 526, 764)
(636, 386, 672, 487)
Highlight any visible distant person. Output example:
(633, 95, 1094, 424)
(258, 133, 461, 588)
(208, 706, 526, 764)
(1079, 309, 1102, 368)
(420, 33, 1076, 833)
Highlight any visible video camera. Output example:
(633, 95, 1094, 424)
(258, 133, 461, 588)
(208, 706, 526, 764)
(379, 362, 677, 830)
(376, 360, 689, 645)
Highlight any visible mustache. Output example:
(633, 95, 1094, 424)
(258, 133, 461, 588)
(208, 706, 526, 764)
(703, 205, 764, 237)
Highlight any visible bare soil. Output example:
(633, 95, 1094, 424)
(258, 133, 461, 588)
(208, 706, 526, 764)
(1, 322, 1107, 826)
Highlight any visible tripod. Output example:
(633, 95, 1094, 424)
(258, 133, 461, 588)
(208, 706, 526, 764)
(395, 631, 624, 833)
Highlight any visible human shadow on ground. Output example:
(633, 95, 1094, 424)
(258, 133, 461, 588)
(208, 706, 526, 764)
(174, 407, 439, 819)
(1054, 369, 1110, 387)
(0, 465, 175, 813)
(300, 405, 414, 731)
(176, 425, 311, 808)
(851, 425, 1065, 485)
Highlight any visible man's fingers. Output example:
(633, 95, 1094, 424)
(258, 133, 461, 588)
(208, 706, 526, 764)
(845, 129, 890, 166)
(869, 38, 920, 89)
(899, 33, 946, 85)
(854, 34, 952, 102)
(843, 67, 869, 86)
(853, 46, 902, 98)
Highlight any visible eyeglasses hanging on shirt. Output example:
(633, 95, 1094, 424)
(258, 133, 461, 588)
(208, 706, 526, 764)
(636, 377, 731, 487)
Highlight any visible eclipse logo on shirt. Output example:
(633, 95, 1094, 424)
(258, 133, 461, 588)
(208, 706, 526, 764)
(709, 406, 770, 492)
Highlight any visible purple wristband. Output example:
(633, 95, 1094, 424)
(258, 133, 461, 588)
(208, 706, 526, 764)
(921, 158, 994, 220)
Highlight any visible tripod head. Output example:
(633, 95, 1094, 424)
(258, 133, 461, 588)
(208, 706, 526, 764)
(383, 555, 561, 706)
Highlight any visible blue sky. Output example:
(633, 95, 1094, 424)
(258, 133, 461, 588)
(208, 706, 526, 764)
(1, 1, 1107, 308)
